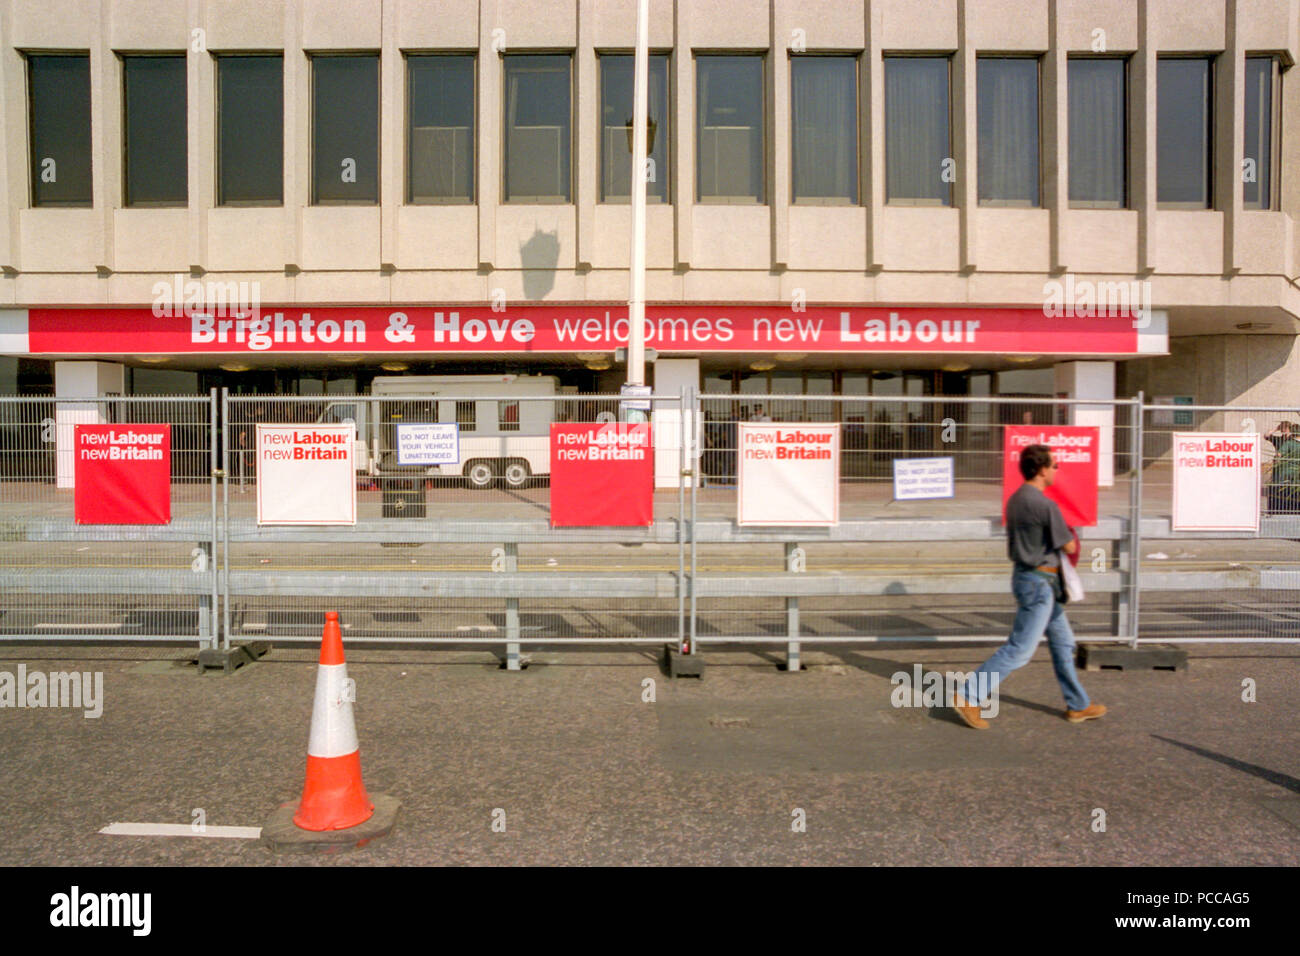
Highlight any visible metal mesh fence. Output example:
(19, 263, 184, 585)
(0, 390, 1293, 652)
(692, 394, 1139, 646)
(0, 394, 218, 643)
(222, 392, 689, 657)
(698, 394, 1141, 520)
(1134, 401, 1300, 644)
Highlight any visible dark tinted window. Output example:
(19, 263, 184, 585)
(1068, 58, 1126, 207)
(408, 54, 475, 203)
(123, 56, 187, 206)
(312, 55, 379, 204)
(696, 55, 764, 202)
(218, 56, 283, 204)
(884, 57, 950, 205)
(791, 56, 858, 203)
(977, 57, 1040, 206)
(1157, 58, 1212, 207)
(504, 54, 571, 203)
(28, 54, 92, 206)
(599, 54, 669, 202)
(1243, 56, 1274, 209)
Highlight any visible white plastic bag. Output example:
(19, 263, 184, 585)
(1059, 551, 1085, 603)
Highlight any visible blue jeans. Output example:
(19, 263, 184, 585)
(961, 568, 1090, 711)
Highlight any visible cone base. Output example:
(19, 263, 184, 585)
(294, 751, 375, 831)
(263, 792, 400, 852)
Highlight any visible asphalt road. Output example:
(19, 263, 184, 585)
(0, 643, 1296, 866)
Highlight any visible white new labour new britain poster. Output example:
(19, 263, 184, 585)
(737, 423, 840, 526)
(256, 424, 357, 525)
(1171, 432, 1260, 532)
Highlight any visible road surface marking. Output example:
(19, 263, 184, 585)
(99, 822, 261, 839)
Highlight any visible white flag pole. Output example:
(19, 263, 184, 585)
(627, 0, 649, 391)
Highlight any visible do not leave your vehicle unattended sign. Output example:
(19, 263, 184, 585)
(256, 424, 356, 525)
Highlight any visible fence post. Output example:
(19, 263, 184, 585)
(503, 542, 522, 670)
(1128, 393, 1145, 648)
(688, 386, 699, 655)
(677, 386, 687, 650)
(784, 542, 801, 671)
(220, 388, 232, 650)
(209, 387, 220, 649)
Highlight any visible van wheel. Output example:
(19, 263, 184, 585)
(466, 460, 496, 489)
(503, 460, 531, 489)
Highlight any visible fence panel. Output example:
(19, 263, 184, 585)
(693, 394, 1141, 648)
(1135, 400, 1300, 644)
(4, 389, 1293, 652)
(0, 393, 219, 645)
(222, 391, 687, 662)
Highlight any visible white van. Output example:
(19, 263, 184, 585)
(316, 374, 562, 488)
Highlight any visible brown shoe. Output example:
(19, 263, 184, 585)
(952, 693, 990, 730)
(1065, 702, 1107, 723)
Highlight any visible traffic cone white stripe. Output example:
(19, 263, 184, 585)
(306, 662, 360, 759)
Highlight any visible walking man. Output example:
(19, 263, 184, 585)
(953, 443, 1106, 729)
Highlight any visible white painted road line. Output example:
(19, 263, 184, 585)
(99, 822, 262, 839)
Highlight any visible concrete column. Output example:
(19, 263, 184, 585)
(1133, 0, 1157, 274)
(672, 0, 692, 268)
(863, 1, 884, 271)
(1055, 360, 1115, 488)
(575, 0, 597, 270)
(188, 0, 212, 274)
(477, 0, 500, 270)
(1217, 0, 1244, 276)
(54, 361, 125, 489)
(94, 0, 117, 273)
(284, 1, 305, 273)
(955, 0, 978, 272)
(770, 4, 789, 269)
(379, 0, 401, 274)
(1045, 0, 1068, 273)
(652, 357, 699, 489)
(0, 4, 20, 273)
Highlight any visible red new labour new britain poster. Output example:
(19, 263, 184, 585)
(549, 423, 653, 527)
(74, 424, 172, 525)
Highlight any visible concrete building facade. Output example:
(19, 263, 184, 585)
(0, 0, 1295, 418)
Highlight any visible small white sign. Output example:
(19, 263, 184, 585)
(396, 423, 460, 465)
(1172, 432, 1260, 532)
(893, 457, 954, 500)
(256, 424, 356, 525)
(620, 383, 652, 412)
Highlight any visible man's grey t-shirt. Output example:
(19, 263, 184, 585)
(1005, 483, 1072, 569)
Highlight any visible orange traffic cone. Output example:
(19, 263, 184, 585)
(293, 611, 375, 831)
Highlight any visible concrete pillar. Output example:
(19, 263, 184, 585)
(1055, 360, 1115, 487)
(54, 361, 124, 488)
(477, 0, 500, 270)
(955, 0, 978, 272)
(770, 3, 789, 270)
(652, 357, 699, 489)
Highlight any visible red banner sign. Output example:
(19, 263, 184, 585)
(1002, 426, 1100, 528)
(549, 423, 653, 527)
(25, 306, 1148, 356)
(74, 424, 171, 524)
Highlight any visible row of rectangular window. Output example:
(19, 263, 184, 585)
(25, 51, 1280, 211)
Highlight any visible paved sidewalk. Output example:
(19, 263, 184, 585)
(0, 643, 1296, 866)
